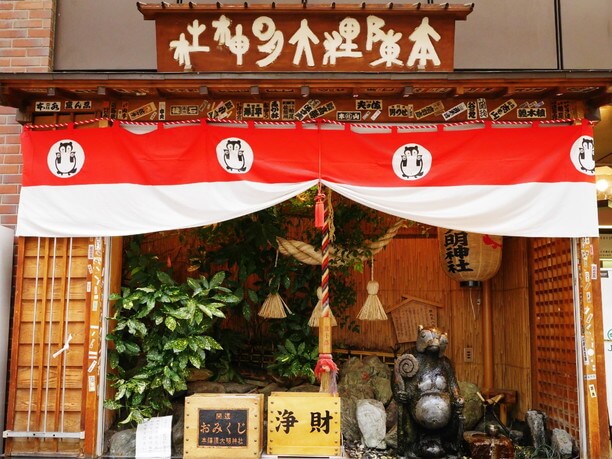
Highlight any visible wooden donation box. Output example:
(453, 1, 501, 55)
(266, 392, 341, 456)
(184, 393, 264, 458)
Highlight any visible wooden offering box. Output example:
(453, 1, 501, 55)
(184, 393, 264, 459)
(266, 392, 341, 456)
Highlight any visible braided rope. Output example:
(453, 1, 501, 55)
(277, 218, 406, 266)
(23, 117, 585, 131)
(320, 204, 330, 312)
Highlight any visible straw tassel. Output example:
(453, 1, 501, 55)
(357, 257, 388, 321)
(258, 250, 292, 319)
(309, 287, 337, 327)
(258, 293, 292, 318)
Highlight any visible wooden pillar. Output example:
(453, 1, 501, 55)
(575, 237, 609, 458)
(482, 279, 494, 390)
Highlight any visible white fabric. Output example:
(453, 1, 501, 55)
(16, 180, 318, 237)
(324, 181, 599, 237)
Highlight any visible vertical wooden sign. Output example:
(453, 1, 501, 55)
(576, 237, 603, 459)
(82, 236, 105, 456)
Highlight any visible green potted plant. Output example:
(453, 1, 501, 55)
(104, 243, 240, 425)
(268, 338, 319, 386)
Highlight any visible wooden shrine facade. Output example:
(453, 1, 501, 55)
(0, 71, 610, 126)
(1, 2, 612, 458)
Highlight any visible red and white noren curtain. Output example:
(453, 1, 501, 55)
(17, 120, 597, 238)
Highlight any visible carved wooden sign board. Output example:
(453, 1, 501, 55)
(386, 295, 444, 344)
(138, 3, 472, 73)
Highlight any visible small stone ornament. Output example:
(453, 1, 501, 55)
(394, 325, 465, 458)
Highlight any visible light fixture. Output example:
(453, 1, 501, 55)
(301, 85, 310, 98)
(585, 103, 601, 122)
(46, 87, 56, 96)
(597, 178, 609, 192)
(199, 85, 209, 95)
(250, 85, 259, 95)
(97, 86, 106, 96)
(403, 86, 413, 97)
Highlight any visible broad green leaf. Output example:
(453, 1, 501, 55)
(104, 399, 123, 410)
(163, 338, 188, 353)
(156, 271, 175, 285)
(165, 316, 177, 331)
(168, 306, 191, 320)
(177, 354, 188, 369)
(164, 366, 181, 383)
(162, 377, 174, 393)
(187, 277, 201, 292)
(108, 351, 119, 370)
(198, 304, 213, 318)
(210, 308, 226, 319)
(188, 354, 201, 369)
(247, 289, 258, 303)
(209, 271, 226, 289)
(118, 411, 133, 425)
(199, 276, 209, 289)
(242, 302, 252, 322)
(127, 319, 147, 336)
(115, 385, 127, 401)
(284, 339, 296, 354)
(124, 341, 141, 356)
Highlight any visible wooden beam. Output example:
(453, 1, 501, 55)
(482, 279, 493, 391)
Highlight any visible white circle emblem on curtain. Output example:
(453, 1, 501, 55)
(216, 137, 254, 174)
(569, 135, 595, 175)
(392, 143, 432, 180)
(47, 139, 85, 178)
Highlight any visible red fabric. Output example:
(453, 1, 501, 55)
(22, 122, 593, 188)
(17, 120, 597, 238)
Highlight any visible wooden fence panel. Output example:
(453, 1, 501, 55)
(4, 237, 107, 458)
(529, 238, 579, 438)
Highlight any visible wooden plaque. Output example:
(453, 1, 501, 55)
(386, 295, 444, 343)
(184, 393, 263, 458)
(266, 392, 341, 456)
(140, 4, 472, 73)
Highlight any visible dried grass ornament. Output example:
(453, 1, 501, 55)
(257, 251, 292, 319)
(357, 257, 388, 321)
(258, 293, 292, 319)
(308, 287, 337, 327)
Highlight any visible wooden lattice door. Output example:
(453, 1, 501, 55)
(4, 237, 108, 457)
(529, 237, 580, 438)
